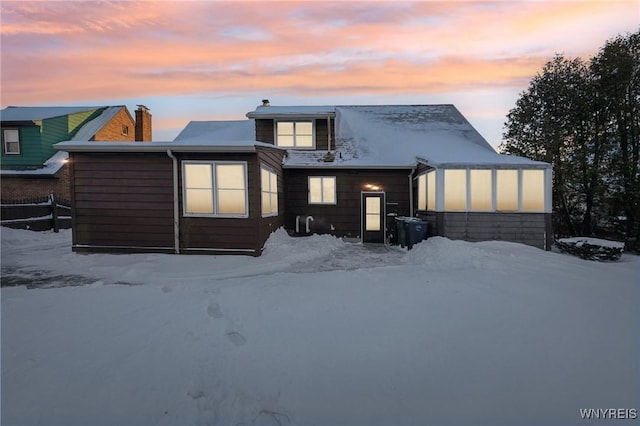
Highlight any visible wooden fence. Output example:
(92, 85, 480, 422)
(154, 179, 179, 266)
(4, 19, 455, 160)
(0, 193, 71, 232)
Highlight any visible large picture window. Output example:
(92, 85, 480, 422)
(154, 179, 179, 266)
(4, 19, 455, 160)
(309, 176, 336, 204)
(2, 129, 20, 155)
(276, 121, 314, 148)
(261, 166, 278, 217)
(183, 161, 247, 217)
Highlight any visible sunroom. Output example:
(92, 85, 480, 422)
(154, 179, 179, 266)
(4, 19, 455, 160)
(415, 159, 553, 250)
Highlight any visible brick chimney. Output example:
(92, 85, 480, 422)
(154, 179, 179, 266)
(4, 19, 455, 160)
(135, 105, 152, 141)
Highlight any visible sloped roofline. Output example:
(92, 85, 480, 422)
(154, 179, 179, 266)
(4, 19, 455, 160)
(0, 106, 116, 122)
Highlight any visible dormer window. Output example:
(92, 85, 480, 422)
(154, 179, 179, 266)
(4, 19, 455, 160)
(276, 121, 314, 149)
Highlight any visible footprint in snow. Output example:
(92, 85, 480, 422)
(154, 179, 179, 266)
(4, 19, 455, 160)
(206, 303, 223, 319)
(225, 331, 246, 346)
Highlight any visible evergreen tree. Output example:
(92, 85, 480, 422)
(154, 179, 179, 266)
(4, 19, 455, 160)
(500, 30, 640, 249)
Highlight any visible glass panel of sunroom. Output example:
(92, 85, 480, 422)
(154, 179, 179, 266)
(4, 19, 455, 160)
(522, 169, 545, 211)
(496, 169, 518, 211)
(444, 169, 467, 211)
(417, 174, 426, 210)
(470, 169, 492, 211)
(427, 171, 436, 210)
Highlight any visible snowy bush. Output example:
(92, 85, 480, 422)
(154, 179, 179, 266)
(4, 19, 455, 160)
(556, 237, 624, 261)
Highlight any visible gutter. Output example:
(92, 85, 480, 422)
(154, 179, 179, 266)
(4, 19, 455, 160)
(54, 142, 261, 153)
(166, 150, 180, 254)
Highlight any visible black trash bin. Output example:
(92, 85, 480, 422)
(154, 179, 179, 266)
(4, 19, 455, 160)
(395, 217, 408, 248)
(404, 218, 429, 249)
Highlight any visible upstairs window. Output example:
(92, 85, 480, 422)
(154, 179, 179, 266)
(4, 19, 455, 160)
(309, 176, 336, 204)
(121, 125, 129, 136)
(2, 129, 20, 155)
(183, 161, 248, 217)
(276, 121, 314, 148)
(261, 166, 278, 217)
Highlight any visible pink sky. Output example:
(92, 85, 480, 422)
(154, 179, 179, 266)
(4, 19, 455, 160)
(1, 1, 638, 147)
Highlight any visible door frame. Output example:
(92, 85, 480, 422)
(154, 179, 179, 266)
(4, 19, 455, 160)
(361, 191, 386, 244)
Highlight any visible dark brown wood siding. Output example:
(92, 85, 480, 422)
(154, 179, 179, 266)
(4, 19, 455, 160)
(177, 152, 260, 255)
(255, 119, 274, 145)
(71, 152, 175, 252)
(253, 118, 335, 151)
(256, 147, 286, 251)
(283, 168, 411, 238)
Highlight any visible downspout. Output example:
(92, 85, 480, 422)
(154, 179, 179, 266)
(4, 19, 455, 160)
(166, 150, 180, 254)
(408, 168, 415, 218)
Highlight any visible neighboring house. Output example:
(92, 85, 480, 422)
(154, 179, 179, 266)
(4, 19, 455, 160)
(0, 105, 152, 202)
(55, 102, 552, 256)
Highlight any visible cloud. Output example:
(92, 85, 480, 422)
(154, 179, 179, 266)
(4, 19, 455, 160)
(1, 0, 637, 107)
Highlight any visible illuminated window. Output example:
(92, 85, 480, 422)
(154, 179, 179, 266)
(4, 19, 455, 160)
(427, 170, 435, 210)
(183, 161, 247, 217)
(276, 121, 314, 148)
(309, 176, 336, 204)
(365, 197, 381, 231)
(469, 169, 492, 211)
(417, 170, 436, 210)
(417, 174, 427, 210)
(496, 169, 518, 211)
(2, 129, 20, 155)
(522, 169, 545, 211)
(444, 169, 467, 211)
(261, 166, 278, 217)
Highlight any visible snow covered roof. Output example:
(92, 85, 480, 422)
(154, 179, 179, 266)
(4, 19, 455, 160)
(284, 105, 548, 168)
(0, 106, 105, 122)
(247, 105, 336, 119)
(56, 120, 280, 153)
(0, 151, 68, 176)
(174, 120, 258, 146)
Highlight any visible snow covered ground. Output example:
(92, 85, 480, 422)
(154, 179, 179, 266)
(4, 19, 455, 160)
(1, 227, 638, 426)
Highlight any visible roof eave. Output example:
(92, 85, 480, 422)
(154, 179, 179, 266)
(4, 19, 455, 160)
(246, 112, 336, 119)
(55, 142, 259, 154)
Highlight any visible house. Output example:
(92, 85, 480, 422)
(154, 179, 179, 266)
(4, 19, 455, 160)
(55, 102, 552, 255)
(0, 105, 152, 202)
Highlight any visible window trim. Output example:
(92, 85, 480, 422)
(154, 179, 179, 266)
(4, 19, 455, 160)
(260, 164, 279, 218)
(182, 160, 249, 218)
(274, 120, 316, 149)
(2, 128, 21, 155)
(308, 176, 337, 205)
